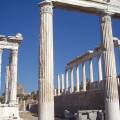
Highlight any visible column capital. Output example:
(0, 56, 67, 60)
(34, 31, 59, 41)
(39, 1, 53, 14)
(11, 49, 18, 55)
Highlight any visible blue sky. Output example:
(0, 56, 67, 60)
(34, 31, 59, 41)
(0, 0, 120, 93)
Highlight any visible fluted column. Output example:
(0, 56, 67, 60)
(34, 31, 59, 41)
(100, 12, 120, 120)
(70, 68, 74, 93)
(98, 55, 102, 82)
(0, 49, 3, 93)
(5, 66, 9, 103)
(61, 74, 64, 93)
(82, 62, 86, 91)
(89, 59, 93, 83)
(65, 69, 69, 92)
(39, 2, 54, 120)
(9, 49, 18, 104)
(76, 65, 80, 92)
(57, 74, 60, 95)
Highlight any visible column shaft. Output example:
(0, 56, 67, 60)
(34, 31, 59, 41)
(65, 69, 68, 92)
(100, 13, 120, 120)
(0, 49, 3, 93)
(5, 66, 9, 103)
(98, 55, 102, 82)
(9, 50, 18, 104)
(39, 2, 54, 120)
(89, 59, 93, 83)
(82, 62, 86, 91)
(61, 74, 64, 93)
(57, 74, 60, 95)
(70, 68, 74, 93)
(76, 65, 80, 92)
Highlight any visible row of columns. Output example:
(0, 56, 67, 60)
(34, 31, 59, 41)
(39, 1, 120, 120)
(56, 55, 103, 95)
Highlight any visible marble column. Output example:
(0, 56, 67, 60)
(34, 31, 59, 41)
(98, 55, 102, 82)
(76, 65, 80, 92)
(100, 12, 120, 120)
(70, 68, 74, 93)
(9, 49, 18, 104)
(23, 100, 26, 111)
(57, 74, 60, 95)
(61, 74, 64, 93)
(89, 59, 93, 83)
(82, 62, 86, 91)
(5, 66, 9, 103)
(39, 2, 54, 120)
(0, 49, 3, 93)
(65, 69, 69, 92)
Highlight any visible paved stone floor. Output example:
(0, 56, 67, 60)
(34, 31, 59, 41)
(20, 111, 66, 120)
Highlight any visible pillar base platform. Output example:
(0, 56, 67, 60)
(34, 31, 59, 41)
(0, 103, 22, 120)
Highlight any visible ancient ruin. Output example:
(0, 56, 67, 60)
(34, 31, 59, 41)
(39, 0, 120, 120)
(0, 33, 23, 120)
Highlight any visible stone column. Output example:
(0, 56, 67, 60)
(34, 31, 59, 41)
(89, 59, 94, 83)
(57, 74, 60, 96)
(98, 54, 102, 82)
(76, 65, 80, 92)
(0, 49, 3, 93)
(61, 74, 64, 93)
(23, 100, 26, 111)
(5, 66, 9, 103)
(70, 68, 74, 93)
(65, 69, 69, 92)
(9, 49, 18, 104)
(100, 12, 120, 120)
(82, 62, 86, 91)
(39, 2, 54, 120)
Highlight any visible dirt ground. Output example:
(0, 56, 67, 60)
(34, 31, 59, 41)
(20, 112, 66, 120)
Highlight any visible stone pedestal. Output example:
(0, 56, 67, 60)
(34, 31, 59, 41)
(0, 104, 21, 120)
(39, 2, 54, 120)
(100, 12, 120, 120)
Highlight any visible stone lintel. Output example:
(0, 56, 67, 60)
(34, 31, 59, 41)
(66, 37, 120, 70)
(42, 0, 120, 17)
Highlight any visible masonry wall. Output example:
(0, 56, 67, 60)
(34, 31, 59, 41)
(54, 89, 104, 117)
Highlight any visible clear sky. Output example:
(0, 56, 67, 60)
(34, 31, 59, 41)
(0, 0, 120, 94)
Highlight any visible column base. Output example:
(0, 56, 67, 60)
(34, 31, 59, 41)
(105, 101, 120, 120)
(0, 103, 22, 120)
(39, 101, 54, 120)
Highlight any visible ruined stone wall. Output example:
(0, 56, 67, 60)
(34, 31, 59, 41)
(54, 89, 104, 117)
